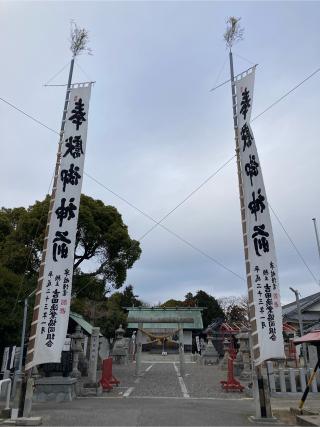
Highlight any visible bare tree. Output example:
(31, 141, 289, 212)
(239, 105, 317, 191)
(218, 295, 248, 323)
(224, 16, 244, 50)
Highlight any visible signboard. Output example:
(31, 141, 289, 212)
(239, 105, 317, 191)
(1, 346, 16, 371)
(195, 336, 200, 353)
(235, 69, 285, 365)
(1, 348, 9, 372)
(26, 84, 92, 370)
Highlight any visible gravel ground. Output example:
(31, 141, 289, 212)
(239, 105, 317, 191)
(183, 362, 248, 398)
(103, 357, 249, 399)
(131, 363, 183, 398)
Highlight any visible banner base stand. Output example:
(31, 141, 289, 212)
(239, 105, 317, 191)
(14, 417, 42, 426)
(22, 378, 34, 419)
(248, 416, 279, 424)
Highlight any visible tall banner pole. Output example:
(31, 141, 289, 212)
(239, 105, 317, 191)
(225, 17, 284, 421)
(20, 56, 76, 418)
(25, 56, 75, 373)
(228, 48, 267, 418)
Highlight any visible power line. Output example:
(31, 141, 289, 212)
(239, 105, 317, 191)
(1, 64, 319, 135)
(84, 171, 244, 281)
(1, 65, 320, 282)
(269, 203, 319, 286)
(251, 66, 320, 122)
(139, 155, 236, 241)
(1, 64, 319, 141)
(0, 97, 59, 135)
(11, 173, 55, 314)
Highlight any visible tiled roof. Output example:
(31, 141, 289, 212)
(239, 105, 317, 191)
(282, 292, 320, 320)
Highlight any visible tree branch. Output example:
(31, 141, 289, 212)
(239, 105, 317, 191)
(80, 258, 110, 277)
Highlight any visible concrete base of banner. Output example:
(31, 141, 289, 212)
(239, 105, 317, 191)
(15, 417, 42, 426)
(248, 415, 279, 424)
(33, 377, 77, 402)
(0, 409, 11, 418)
(1, 417, 42, 426)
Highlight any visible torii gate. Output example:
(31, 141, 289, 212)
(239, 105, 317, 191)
(127, 315, 194, 377)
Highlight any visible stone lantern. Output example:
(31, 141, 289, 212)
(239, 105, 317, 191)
(112, 324, 129, 364)
(237, 329, 252, 380)
(221, 338, 231, 370)
(70, 325, 84, 378)
(201, 328, 219, 365)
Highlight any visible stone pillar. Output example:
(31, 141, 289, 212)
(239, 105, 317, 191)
(179, 324, 185, 377)
(88, 327, 100, 384)
(135, 323, 142, 376)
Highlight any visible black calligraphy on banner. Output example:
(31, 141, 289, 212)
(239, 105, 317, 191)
(234, 71, 285, 363)
(29, 86, 93, 370)
(262, 269, 276, 341)
(255, 266, 266, 329)
(53, 231, 71, 262)
(62, 268, 70, 298)
(63, 136, 84, 159)
(41, 270, 53, 334)
(248, 189, 266, 221)
(252, 224, 269, 257)
(245, 155, 259, 186)
(55, 197, 77, 227)
(45, 280, 60, 347)
(240, 88, 251, 120)
(68, 98, 86, 130)
(60, 164, 81, 192)
(240, 123, 253, 152)
(270, 262, 277, 291)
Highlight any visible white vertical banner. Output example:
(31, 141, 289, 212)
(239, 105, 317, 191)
(26, 84, 92, 369)
(235, 69, 285, 365)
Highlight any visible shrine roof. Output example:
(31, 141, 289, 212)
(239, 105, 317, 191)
(70, 311, 103, 336)
(125, 307, 204, 330)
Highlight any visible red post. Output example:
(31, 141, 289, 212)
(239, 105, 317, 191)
(220, 350, 245, 392)
(100, 357, 120, 391)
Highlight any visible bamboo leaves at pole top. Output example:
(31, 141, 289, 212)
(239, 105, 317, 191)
(224, 16, 244, 50)
(70, 21, 93, 57)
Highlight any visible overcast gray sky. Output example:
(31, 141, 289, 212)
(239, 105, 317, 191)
(1, 1, 320, 306)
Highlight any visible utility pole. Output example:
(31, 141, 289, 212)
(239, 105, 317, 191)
(289, 287, 308, 368)
(11, 289, 37, 418)
(18, 289, 37, 374)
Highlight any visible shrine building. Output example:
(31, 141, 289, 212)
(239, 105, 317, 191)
(126, 307, 204, 353)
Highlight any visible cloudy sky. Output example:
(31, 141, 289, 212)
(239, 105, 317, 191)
(1, 1, 320, 306)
